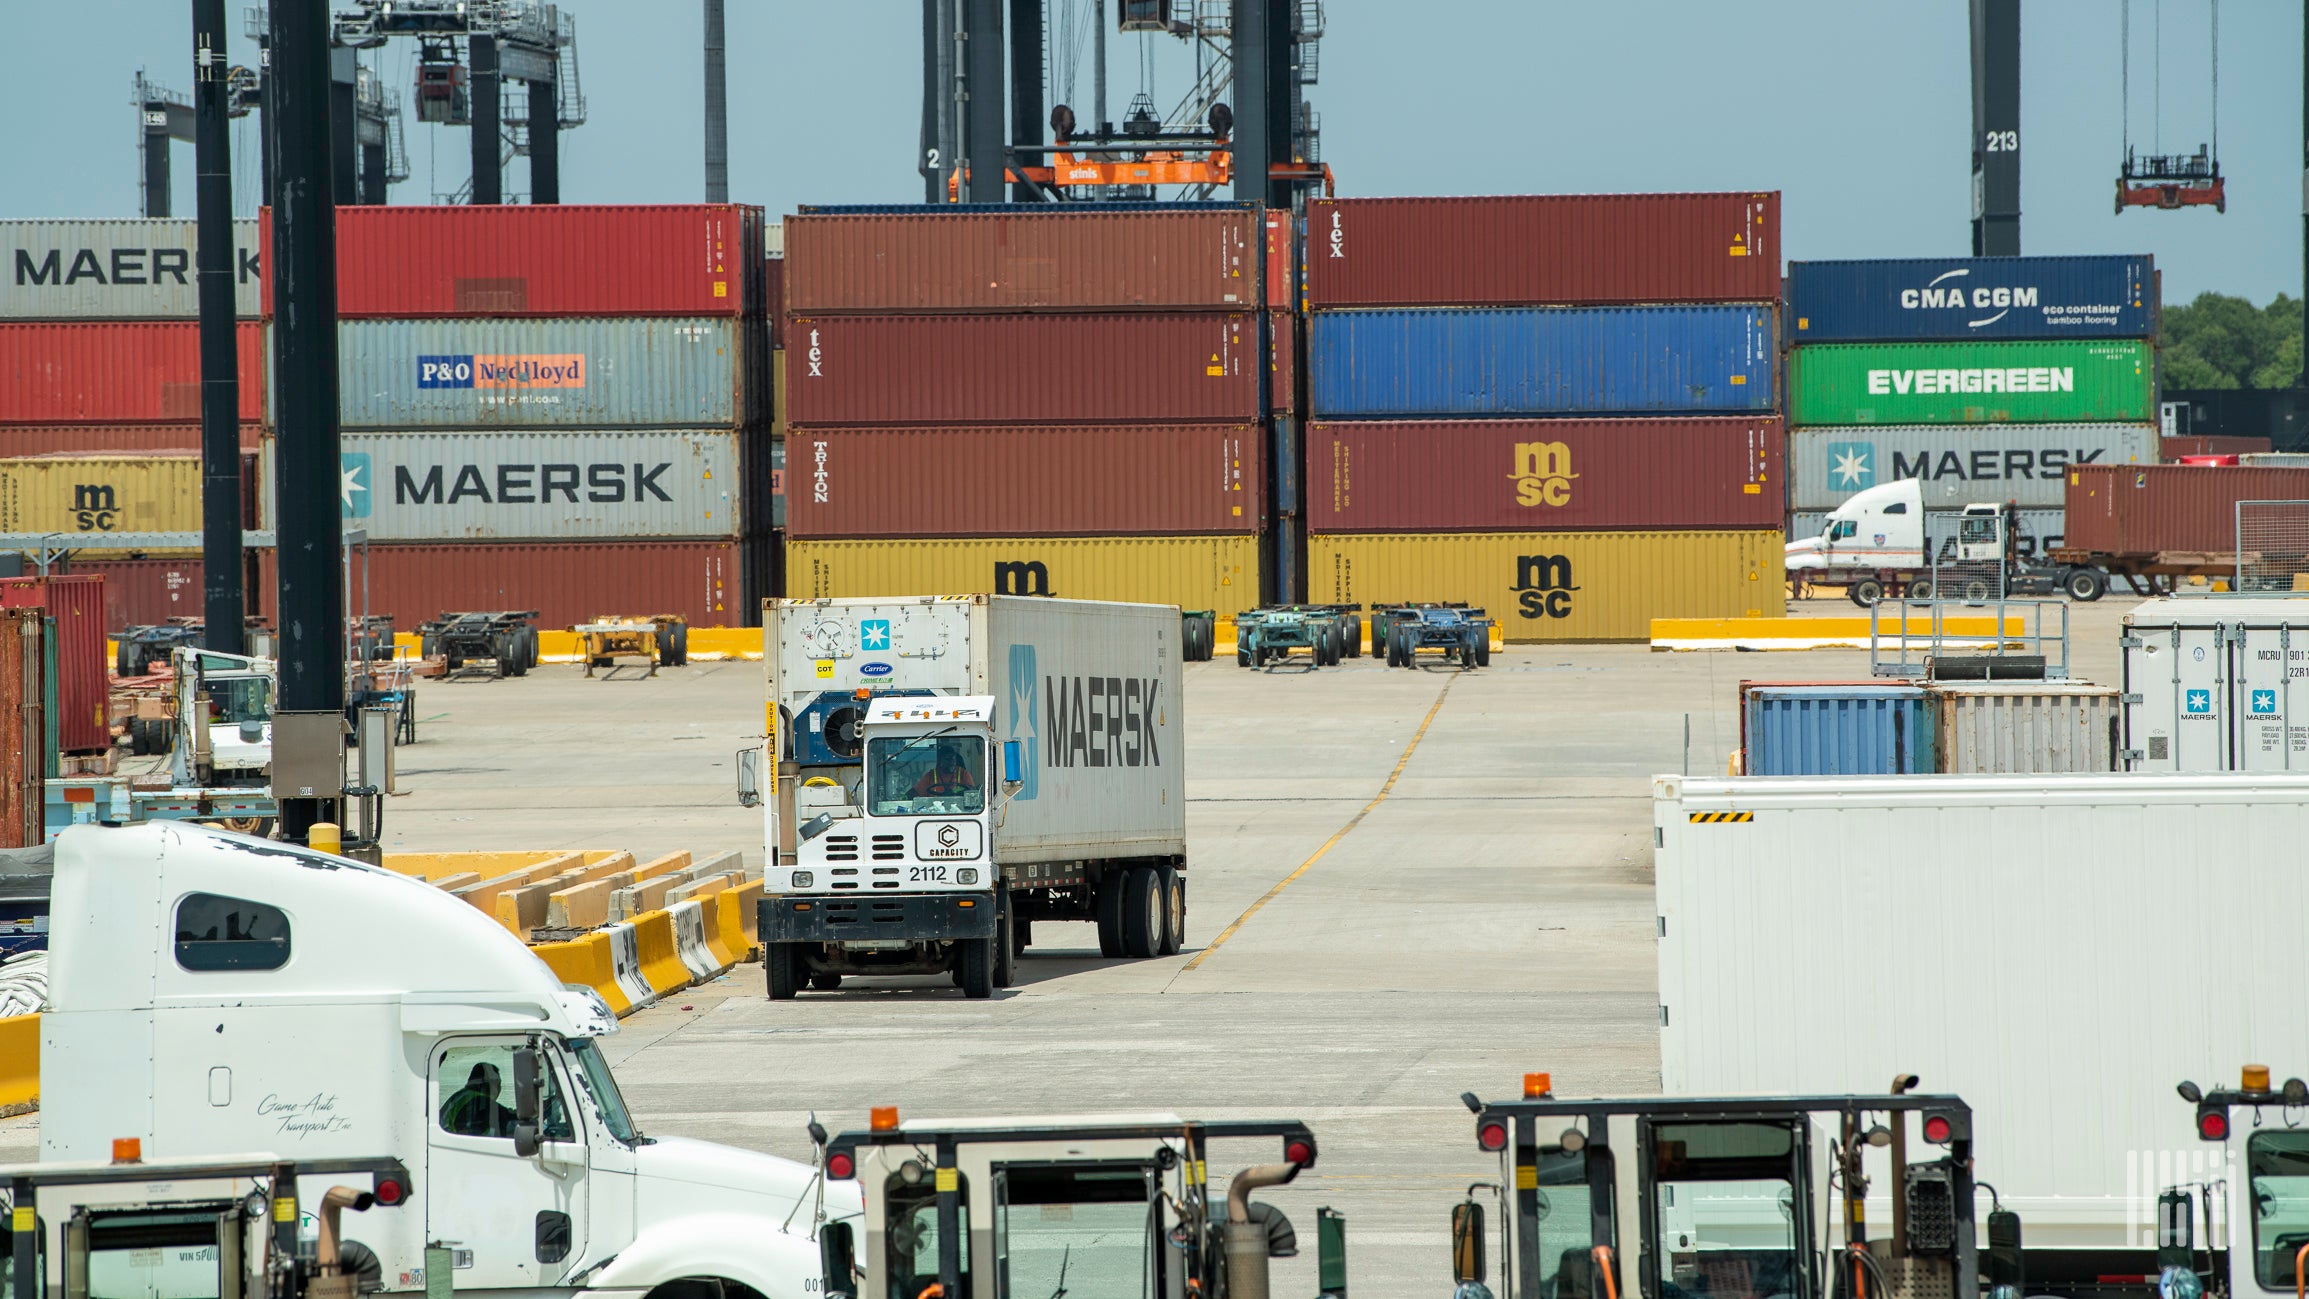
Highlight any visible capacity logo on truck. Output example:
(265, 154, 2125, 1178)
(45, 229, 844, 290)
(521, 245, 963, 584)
(1510, 441, 1576, 508)
(416, 354, 588, 389)
(1006, 644, 1041, 800)
(1512, 554, 1578, 620)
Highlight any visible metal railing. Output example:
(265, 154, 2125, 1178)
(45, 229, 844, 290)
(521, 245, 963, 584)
(1869, 597, 2070, 680)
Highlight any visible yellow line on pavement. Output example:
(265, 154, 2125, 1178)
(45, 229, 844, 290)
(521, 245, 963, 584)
(1181, 676, 1458, 972)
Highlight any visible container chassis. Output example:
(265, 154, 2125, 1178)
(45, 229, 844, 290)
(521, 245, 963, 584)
(1373, 603, 1492, 669)
(1234, 604, 1365, 668)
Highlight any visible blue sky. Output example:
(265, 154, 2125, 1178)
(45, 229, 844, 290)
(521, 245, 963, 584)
(3, 1, 2296, 303)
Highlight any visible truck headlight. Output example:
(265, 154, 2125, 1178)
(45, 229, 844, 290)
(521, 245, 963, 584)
(957, 868, 979, 885)
(791, 870, 814, 889)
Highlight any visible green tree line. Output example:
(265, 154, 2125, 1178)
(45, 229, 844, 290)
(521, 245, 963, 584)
(2160, 291, 2303, 389)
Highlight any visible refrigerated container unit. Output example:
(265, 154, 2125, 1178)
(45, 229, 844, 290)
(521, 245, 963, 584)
(1788, 423, 2158, 512)
(2121, 596, 2309, 772)
(0, 218, 263, 319)
(0, 322, 266, 424)
(1786, 339, 2154, 426)
(1784, 254, 2155, 342)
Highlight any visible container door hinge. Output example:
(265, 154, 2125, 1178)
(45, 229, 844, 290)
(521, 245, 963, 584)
(1659, 1005, 1670, 1027)
(2122, 749, 2146, 762)
(1657, 915, 1667, 937)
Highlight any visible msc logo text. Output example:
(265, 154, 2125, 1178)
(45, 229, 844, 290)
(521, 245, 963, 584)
(1511, 553, 1579, 620)
(72, 484, 124, 532)
(994, 561, 1053, 597)
(1510, 441, 1576, 508)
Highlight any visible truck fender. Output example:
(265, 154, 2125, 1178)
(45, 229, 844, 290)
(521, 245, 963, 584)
(584, 1211, 859, 1299)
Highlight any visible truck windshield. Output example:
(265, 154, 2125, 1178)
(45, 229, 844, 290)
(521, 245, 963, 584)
(868, 736, 986, 818)
(2248, 1129, 2309, 1289)
(566, 1038, 641, 1143)
(996, 1164, 1154, 1299)
(1651, 1123, 1801, 1299)
(204, 676, 272, 726)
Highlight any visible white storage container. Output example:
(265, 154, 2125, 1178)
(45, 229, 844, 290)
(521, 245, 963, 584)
(2123, 595, 2309, 771)
(1929, 681, 2119, 773)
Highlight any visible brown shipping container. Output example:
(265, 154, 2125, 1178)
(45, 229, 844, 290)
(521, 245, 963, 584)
(788, 534, 1259, 612)
(1303, 193, 1781, 308)
(0, 424, 262, 455)
(0, 607, 39, 847)
(2064, 464, 2309, 555)
(0, 321, 266, 424)
(785, 206, 1260, 313)
(1309, 418, 1784, 533)
(259, 541, 744, 630)
(1265, 210, 1294, 308)
(0, 574, 108, 751)
(2162, 435, 2273, 459)
(785, 425, 1264, 539)
(786, 313, 1259, 426)
(67, 556, 219, 630)
(1269, 310, 1296, 415)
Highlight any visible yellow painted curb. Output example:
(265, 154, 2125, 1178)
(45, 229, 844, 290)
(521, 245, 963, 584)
(0, 1013, 39, 1113)
(1651, 615, 2019, 640)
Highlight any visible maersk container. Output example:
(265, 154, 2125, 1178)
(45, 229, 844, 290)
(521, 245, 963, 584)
(1787, 340, 2153, 426)
(2121, 596, 2309, 773)
(1789, 423, 2157, 511)
(1, 219, 262, 319)
(1310, 306, 1776, 419)
(1788, 508, 2067, 563)
(1740, 683, 1932, 776)
(0, 322, 266, 425)
(1785, 255, 2155, 342)
(326, 430, 743, 542)
(1929, 682, 2118, 774)
(320, 317, 765, 430)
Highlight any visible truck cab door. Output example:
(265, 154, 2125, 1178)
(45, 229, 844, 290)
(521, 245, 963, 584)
(1636, 1118, 1815, 1299)
(426, 1038, 591, 1290)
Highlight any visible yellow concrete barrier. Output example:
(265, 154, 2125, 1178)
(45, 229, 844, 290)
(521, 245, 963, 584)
(685, 628, 763, 660)
(428, 871, 482, 893)
(629, 851, 692, 884)
(0, 1013, 36, 1113)
(543, 873, 636, 931)
(383, 850, 562, 880)
(630, 910, 689, 994)
(531, 932, 633, 1014)
(1650, 615, 2022, 648)
(722, 878, 763, 953)
(454, 852, 585, 917)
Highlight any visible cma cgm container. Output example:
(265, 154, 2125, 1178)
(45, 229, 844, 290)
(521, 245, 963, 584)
(1308, 305, 1776, 419)
(785, 425, 1262, 538)
(331, 430, 743, 541)
(0, 322, 265, 424)
(1789, 423, 2158, 511)
(1303, 193, 1779, 307)
(2063, 463, 2309, 555)
(0, 574, 106, 752)
(1, 219, 262, 318)
(260, 540, 742, 630)
(1308, 417, 1783, 533)
(1309, 530, 1784, 641)
(1785, 255, 2155, 342)
(1787, 339, 2153, 426)
(1741, 684, 1933, 776)
(0, 424, 262, 456)
(324, 317, 765, 429)
(787, 535, 1259, 613)
(264, 204, 768, 317)
(785, 203, 1261, 313)
(786, 313, 1258, 427)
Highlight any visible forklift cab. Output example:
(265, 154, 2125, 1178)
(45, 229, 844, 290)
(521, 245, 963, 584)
(1454, 1084, 1989, 1299)
(2167, 1067, 2309, 1299)
(821, 1113, 1339, 1299)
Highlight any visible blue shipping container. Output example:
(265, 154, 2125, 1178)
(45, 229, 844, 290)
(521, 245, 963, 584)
(1307, 305, 1776, 419)
(1786, 255, 2155, 342)
(1743, 684, 1934, 776)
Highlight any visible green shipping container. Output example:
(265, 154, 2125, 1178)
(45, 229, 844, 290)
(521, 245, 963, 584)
(1788, 340, 2153, 426)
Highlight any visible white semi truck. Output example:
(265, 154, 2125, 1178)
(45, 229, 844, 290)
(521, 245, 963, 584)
(1653, 772, 2309, 1293)
(38, 819, 857, 1299)
(1786, 478, 2110, 604)
(743, 596, 1186, 1000)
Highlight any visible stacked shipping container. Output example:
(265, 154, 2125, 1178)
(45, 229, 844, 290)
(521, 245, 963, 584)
(1300, 193, 1788, 640)
(1783, 255, 2159, 560)
(782, 203, 1269, 612)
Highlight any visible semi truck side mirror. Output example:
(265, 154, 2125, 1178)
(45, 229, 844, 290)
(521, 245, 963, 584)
(1451, 1199, 1485, 1284)
(1002, 740, 1024, 790)
(1985, 1206, 2025, 1295)
(512, 1047, 543, 1158)
(819, 1221, 857, 1299)
(735, 747, 762, 808)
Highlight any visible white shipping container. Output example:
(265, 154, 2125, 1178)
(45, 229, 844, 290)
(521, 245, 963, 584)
(323, 430, 744, 541)
(1, 219, 262, 318)
(1789, 424, 2156, 512)
(2123, 595, 2309, 771)
(1929, 681, 2119, 773)
(1655, 771, 2309, 1248)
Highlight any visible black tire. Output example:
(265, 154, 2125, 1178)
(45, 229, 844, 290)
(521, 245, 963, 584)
(1343, 614, 1363, 659)
(1012, 916, 1032, 957)
(958, 936, 996, 999)
(399, 698, 417, 745)
(1183, 617, 1204, 662)
(674, 623, 690, 667)
(1848, 578, 1885, 607)
(1907, 578, 1935, 602)
(1392, 626, 1413, 668)
(1326, 623, 1344, 665)
(2065, 568, 2107, 602)
(115, 641, 134, 679)
(445, 656, 463, 673)
(1475, 630, 1491, 668)
(1095, 872, 1127, 957)
(1236, 637, 1251, 668)
(591, 656, 613, 669)
(1157, 865, 1183, 956)
(421, 633, 440, 660)
(992, 894, 1016, 988)
(126, 717, 148, 756)
(1122, 865, 1163, 959)
(766, 943, 800, 1000)
(520, 626, 540, 671)
(657, 627, 679, 668)
(807, 972, 842, 991)
(1962, 578, 1993, 604)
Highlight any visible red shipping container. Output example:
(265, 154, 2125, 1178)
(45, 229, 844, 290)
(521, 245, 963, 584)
(785, 206, 1261, 314)
(786, 313, 1259, 426)
(785, 425, 1264, 539)
(1268, 310, 1296, 415)
(62, 557, 222, 630)
(1303, 193, 1781, 308)
(261, 204, 766, 317)
(2064, 463, 2309, 555)
(0, 424, 262, 455)
(0, 322, 265, 424)
(1265, 210, 1294, 308)
(260, 540, 743, 632)
(2162, 435, 2273, 459)
(1307, 417, 1785, 533)
(0, 574, 108, 752)
(765, 256, 785, 350)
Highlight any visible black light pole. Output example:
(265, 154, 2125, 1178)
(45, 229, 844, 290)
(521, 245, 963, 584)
(1007, 0, 1043, 202)
(194, 0, 245, 656)
(704, 0, 729, 203)
(528, 69, 559, 203)
(962, 0, 1006, 202)
(268, 0, 346, 842)
(1969, 0, 2021, 256)
(470, 34, 501, 204)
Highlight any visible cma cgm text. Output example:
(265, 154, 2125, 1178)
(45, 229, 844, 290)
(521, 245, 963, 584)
(1866, 367, 2075, 395)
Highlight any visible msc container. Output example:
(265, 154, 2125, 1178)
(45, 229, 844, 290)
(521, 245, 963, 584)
(784, 425, 1263, 539)
(1788, 508, 2067, 564)
(1655, 771, 2309, 1253)
(2062, 463, 2309, 556)
(1784, 255, 2155, 342)
(0, 322, 265, 424)
(0, 608, 41, 847)
(1786, 339, 2153, 426)
(2165, 435, 2274, 458)
(787, 534, 1259, 614)
(1, 219, 262, 319)
(258, 539, 744, 631)
(322, 317, 765, 430)
(1303, 193, 1780, 308)
(786, 313, 1258, 427)
(0, 575, 105, 752)
(263, 204, 768, 317)
(1740, 683, 1932, 776)
(784, 203, 1260, 313)
(0, 425, 262, 456)
(1307, 306, 1776, 419)
(328, 430, 744, 541)
(1309, 530, 1784, 641)
(1928, 681, 2119, 774)
(1789, 423, 2157, 511)
(2120, 596, 2309, 772)
(1308, 417, 1783, 533)
(0, 454, 209, 534)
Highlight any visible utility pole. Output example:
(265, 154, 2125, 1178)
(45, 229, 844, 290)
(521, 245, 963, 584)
(470, 34, 501, 203)
(962, 0, 1006, 202)
(528, 64, 559, 203)
(1092, 0, 1106, 136)
(267, 0, 347, 843)
(704, 0, 728, 203)
(194, 0, 244, 656)
(1008, 0, 1043, 201)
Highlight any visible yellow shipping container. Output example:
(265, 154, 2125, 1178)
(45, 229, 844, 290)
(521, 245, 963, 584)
(1310, 530, 1785, 642)
(0, 454, 204, 535)
(788, 534, 1259, 612)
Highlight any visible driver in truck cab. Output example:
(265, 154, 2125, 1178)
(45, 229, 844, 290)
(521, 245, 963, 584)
(911, 741, 981, 797)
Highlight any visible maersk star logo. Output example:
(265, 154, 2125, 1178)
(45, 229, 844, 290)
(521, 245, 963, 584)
(341, 452, 371, 519)
(860, 619, 891, 652)
(1826, 442, 1875, 491)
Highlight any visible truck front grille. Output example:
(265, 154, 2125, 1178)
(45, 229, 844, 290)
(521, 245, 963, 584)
(823, 834, 858, 862)
(872, 835, 905, 861)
